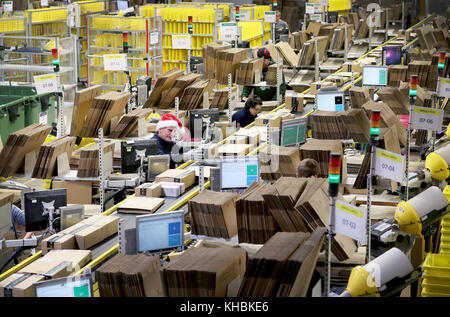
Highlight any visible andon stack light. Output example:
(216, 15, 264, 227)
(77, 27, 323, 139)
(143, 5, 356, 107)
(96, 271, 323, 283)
(188, 16, 193, 35)
(328, 153, 341, 197)
(122, 32, 128, 53)
(409, 75, 418, 97)
(370, 110, 381, 138)
(235, 6, 240, 22)
(438, 51, 446, 70)
(52, 48, 59, 72)
(273, 0, 278, 8)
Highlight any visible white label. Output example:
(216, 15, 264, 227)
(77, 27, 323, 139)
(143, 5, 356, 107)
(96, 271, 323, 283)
(39, 111, 48, 125)
(240, 10, 251, 21)
(320, 0, 329, 6)
(437, 78, 450, 98)
(216, 9, 223, 21)
(34, 73, 58, 95)
(103, 54, 127, 71)
(172, 35, 191, 49)
(310, 14, 322, 22)
(41, 0, 49, 6)
(335, 200, 367, 244)
(305, 3, 318, 14)
(220, 22, 238, 41)
(150, 32, 159, 45)
(374, 147, 405, 183)
(3, 1, 12, 12)
(264, 11, 276, 23)
(411, 106, 444, 132)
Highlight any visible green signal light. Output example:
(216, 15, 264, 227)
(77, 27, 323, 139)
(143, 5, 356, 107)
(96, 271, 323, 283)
(370, 127, 380, 135)
(409, 89, 417, 96)
(328, 174, 340, 184)
(438, 63, 445, 69)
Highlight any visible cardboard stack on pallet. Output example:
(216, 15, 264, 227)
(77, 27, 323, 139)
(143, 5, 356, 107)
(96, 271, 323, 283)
(143, 68, 185, 109)
(291, 31, 310, 51)
(109, 108, 152, 139)
(299, 139, 343, 178)
(260, 145, 301, 182)
(275, 42, 299, 67)
(179, 79, 217, 110)
(70, 85, 102, 137)
(237, 229, 326, 297)
(158, 73, 203, 109)
(377, 87, 410, 115)
(408, 60, 432, 88)
(216, 48, 248, 84)
(162, 246, 246, 297)
(32, 136, 76, 179)
(79, 91, 130, 137)
(97, 254, 164, 297)
(236, 58, 263, 86)
(188, 190, 239, 239)
(388, 65, 408, 87)
(0, 124, 52, 178)
(349, 86, 371, 108)
(77, 141, 115, 178)
(202, 43, 232, 80)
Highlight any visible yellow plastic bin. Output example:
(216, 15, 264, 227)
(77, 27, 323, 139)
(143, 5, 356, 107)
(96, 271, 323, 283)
(423, 253, 450, 278)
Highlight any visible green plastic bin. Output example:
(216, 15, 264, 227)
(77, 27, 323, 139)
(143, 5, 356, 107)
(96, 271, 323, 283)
(0, 86, 56, 145)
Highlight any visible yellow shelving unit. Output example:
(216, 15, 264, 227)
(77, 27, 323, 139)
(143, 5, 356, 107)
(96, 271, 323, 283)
(72, 1, 107, 82)
(87, 15, 163, 90)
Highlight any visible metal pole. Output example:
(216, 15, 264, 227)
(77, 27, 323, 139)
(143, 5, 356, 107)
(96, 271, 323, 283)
(314, 37, 319, 82)
(344, 24, 348, 63)
(187, 34, 191, 73)
(402, 1, 405, 32)
(199, 164, 204, 193)
(385, 8, 389, 42)
(272, 22, 275, 44)
(118, 218, 123, 254)
(303, 14, 307, 31)
(175, 96, 179, 119)
(405, 106, 411, 201)
(276, 50, 281, 107)
(325, 196, 336, 297)
(228, 73, 232, 124)
(366, 145, 375, 263)
(369, 25, 373, 51)
(98, 127, 105, 214)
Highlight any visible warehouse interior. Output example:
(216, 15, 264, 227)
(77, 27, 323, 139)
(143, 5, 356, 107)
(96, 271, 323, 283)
(0, 0, 449, 301)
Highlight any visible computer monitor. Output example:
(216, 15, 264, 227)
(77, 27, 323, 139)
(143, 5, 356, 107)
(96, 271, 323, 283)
(147, 155, 170, 182)
(280, 117, 308, 147)
(189, 109, 220, 140)
(60, 205, 84, 231)
(316, 91, 345, 111)
(34, 275, 93, 297)
(220, 156, 259, 189)
(24, 189, 67, 232)
(121, 139, 158, 174)
(117, 0, 129, 11)
(136, 211, 184, 254)
(383, 46, 402, 65)
(362, 65, 388, 87)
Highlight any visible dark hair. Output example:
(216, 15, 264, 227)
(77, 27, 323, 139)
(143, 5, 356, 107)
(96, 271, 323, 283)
(245, 97, 263, 110)
(297, 159, 320, 178)
(257, 48, 271, 59)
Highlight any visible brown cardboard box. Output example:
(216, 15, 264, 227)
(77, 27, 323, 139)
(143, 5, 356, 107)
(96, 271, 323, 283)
(135, 183, 162, 198)
(217, 144, 253, 157)
(74, 215, 119, 250)
(0, 274, 45, 297)
(310, 81, 336, 94)
(19, 250, 92, 279)
(234, 128, 260, 146)
(41, 215, 119, 254)
(155, 169, 196, 188)
(52, 181, 92, 205)
(117, 196, 165, 214)
(307, 22, 323, 36)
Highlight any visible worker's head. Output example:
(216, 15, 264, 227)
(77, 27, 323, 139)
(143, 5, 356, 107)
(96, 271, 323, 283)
(156, 113, 184, 142)
(257, 48, 271, 68)
(297, 158, 320, 178)
(245, 96, 263, 116)
(276, 10, 281, 23)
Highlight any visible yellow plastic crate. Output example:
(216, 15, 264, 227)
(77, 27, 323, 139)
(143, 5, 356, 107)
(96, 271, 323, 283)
(422, 282, 450, 294)
(422, 287, 450, 297)
(423, 253, 450, 278)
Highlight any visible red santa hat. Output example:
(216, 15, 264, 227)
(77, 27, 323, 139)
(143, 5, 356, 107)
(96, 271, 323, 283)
(156, 113, 185, 136)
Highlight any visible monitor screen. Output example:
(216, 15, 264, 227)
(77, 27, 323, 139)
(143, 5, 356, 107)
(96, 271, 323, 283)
(362, 66, 388, 87)
(316, 91, 345, 111)
(117, 0, 129, 11)
(220, 156, 259, 189)
(189, 109, 220, 140)
(24, 189, 67, 232)
(147, 155, 170, 182)
(60, 205, 84, 231)
(384, 46, 402, 65)
(121, 139, 158, 174)
(34, 275, 92, 297)
(136, 211, 184, 253)
(281, 117, 308, 147)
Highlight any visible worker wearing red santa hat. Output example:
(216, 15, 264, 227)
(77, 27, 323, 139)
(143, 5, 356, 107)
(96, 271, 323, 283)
(151, 113, 192, 168)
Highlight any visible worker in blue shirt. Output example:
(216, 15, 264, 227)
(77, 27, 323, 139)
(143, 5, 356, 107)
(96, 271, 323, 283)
(232, 97, 263, 128)
(11, 204, 33, 239)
